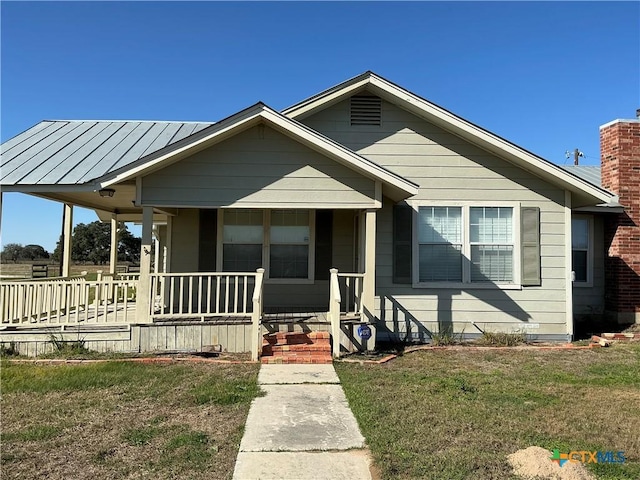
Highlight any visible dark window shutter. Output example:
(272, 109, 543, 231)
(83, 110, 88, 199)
(521, 206, 541, 286)
(198, 209, 217, 271)
(315, 210, 333, 280)
(393, 204, 412, 284)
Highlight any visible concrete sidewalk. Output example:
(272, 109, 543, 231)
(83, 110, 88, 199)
(232, 364, 374, 480)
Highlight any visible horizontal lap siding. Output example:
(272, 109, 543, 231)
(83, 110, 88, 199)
(141, 125, 375, 208)
(303, 97, 568, 336)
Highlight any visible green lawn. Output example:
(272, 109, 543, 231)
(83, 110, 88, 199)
(336, 344, 640, 480)
(1, 361, 261, 480)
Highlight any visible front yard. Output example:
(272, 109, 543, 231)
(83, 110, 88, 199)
(1, 360, 261, 480)
(336, 344, 640, 480)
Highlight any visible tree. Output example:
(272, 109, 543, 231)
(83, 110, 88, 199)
(1, 243, 24, 263)
(22, 244, 50, 261)
(52, 221, 140, 265)
(118, 226, 141, 263)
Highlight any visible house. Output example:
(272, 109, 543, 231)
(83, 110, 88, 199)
(0, 72, 635, 359)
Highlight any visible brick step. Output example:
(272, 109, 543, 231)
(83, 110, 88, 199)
(262, 344, 331, 354)
(262, 331, 329, 346)
(261, 355, 333, 364)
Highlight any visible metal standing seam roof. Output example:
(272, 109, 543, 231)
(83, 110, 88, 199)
(560, 166, 602, 188)
(0, 120, 214, 186)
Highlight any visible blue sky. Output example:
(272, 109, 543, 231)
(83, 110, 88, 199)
(1, 1, 638, 252)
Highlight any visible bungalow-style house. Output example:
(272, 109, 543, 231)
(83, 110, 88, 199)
(1, 72, 637, 359)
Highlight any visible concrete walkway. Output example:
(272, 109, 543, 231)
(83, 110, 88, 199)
(232, 364, 374, 480)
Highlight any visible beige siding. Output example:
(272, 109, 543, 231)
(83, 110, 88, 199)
(170, 208, 199, 272)
(304, 96, 569, 338)
(141, 124, 376, 208)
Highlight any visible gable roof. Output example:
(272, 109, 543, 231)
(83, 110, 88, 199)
(1, 120, 212, 186)
(284, 71, 618, 208)
(97, 103, 417, 202)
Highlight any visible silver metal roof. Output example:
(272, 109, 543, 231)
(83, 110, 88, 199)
(1, 120, 213, 185)
(560, 165, 602, 188)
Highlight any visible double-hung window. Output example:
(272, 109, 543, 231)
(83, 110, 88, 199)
(418, 207, 462, 282)
(414, 204, 518, 287)
(270, 210, 310, 279)
(220, 209, 313, 281)
(470, 207, 514, 283)
(222, 210, 263, 272)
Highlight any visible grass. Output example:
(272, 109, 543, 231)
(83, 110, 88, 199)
(1, 360, 262, 480)
(336, 343, 640, 480)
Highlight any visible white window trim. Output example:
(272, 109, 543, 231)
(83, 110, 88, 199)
(571, 214, 594, 288)
(410, 201, 522, 290)
(217, 209, 315, 284)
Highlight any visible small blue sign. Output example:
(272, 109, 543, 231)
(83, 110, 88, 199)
(357, 324, 372, 340)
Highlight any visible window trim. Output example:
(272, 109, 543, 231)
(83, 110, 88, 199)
(571, 214, 593, 288)
(216, 209, 316, 284)
(410, 201, 522, 290)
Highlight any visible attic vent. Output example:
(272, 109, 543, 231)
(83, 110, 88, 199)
(350, 95, 382, 126)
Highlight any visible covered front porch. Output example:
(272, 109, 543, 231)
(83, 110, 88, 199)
(0, 265, 371, 359)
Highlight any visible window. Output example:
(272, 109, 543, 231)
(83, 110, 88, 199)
(219, 209, 314, 281)
(270, 210, 310, 279)
(470, 207, 513, 282)
(418, 207, 462, 282)
(222, 209, 263, 272)
(571, 217, 590, 284)
(414, 204, 518, 287)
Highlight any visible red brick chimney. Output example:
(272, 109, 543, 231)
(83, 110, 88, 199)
(600, 112, 640, 324)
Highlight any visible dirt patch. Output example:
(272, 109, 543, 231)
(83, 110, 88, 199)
(507, 446, 595, 480)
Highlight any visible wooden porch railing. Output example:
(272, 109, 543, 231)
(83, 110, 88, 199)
(251, 269, 265, 361)
(149, 271, 263, 319)
(329, 269, 365, 358)
(0, 275, 139, 326)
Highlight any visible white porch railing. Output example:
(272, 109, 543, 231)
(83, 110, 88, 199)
(1, 275, 139, 326)
(329, 269, 342, 358)
(251, 269, 265, 361)
(329, 269, 365, 358)
(149, 271, 263, 319)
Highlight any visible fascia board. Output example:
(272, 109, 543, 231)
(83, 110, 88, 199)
(283, 77, 371, 119)
(0, 184, 98, 193)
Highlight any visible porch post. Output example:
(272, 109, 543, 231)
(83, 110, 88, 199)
(109, 214, 118, 275)
(153, 225, 160, 274)
(0, 192, 3, 242)
(362, 209, 377, 319)
(136, 206, 153, 323)
(62, 203, 73, 277)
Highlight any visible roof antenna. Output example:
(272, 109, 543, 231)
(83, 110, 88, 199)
(573, 148, 584, 165)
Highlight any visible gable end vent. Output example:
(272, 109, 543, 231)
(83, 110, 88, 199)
(350, 96, 382, 126)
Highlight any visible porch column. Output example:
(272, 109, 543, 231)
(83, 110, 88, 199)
(109, 214, 118, 275)
(0, 192, 3, 242)
(362, 209, 377, 320)
(62, 203, 73, 277)
(153, 225, 160, 274)
(136, 206, 153, 323)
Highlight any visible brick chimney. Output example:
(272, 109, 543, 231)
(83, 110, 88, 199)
(600, 113, 640, 324)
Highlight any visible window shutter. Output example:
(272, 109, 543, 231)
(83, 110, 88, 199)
(198, 209, 217, 271)
(521, 207, 541, 286)
(315, 210, 333, 280)
(393, 204, 412, 284)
